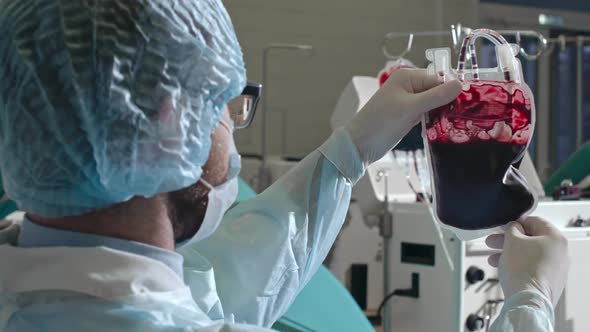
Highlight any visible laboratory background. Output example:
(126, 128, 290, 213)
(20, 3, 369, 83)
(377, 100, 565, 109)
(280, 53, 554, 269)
(218, 0, 590, 331)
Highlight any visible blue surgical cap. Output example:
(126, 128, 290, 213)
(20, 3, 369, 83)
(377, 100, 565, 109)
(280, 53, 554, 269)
(0, 0, 246, 217)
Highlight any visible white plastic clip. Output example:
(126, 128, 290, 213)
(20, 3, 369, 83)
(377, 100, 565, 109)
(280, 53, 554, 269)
(426, 48, 452, 81)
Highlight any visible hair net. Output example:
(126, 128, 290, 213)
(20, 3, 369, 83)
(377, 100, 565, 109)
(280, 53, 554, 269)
(0, 0, 246, 217)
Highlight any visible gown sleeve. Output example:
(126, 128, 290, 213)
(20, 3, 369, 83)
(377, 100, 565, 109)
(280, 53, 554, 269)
(489, 290, 555, 332)
(187, 128, 365, 327)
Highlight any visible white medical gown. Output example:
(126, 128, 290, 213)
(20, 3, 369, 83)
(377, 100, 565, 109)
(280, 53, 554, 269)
(0, 129, 554, 331)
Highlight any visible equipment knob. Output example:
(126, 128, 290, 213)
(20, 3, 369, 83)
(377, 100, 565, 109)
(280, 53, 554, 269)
(466, 314, 485, 331)
(573, 216, 586, 227)
(466, 266, 485, 284)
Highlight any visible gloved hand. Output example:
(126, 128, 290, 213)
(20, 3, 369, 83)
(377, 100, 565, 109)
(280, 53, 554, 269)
(486, 217, 570, 306)
(345, 68, 462, 166)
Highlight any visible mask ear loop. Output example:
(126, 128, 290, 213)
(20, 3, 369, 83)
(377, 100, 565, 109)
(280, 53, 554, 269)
(199, 157, 240, 189)
(456, 29, 509, 81)
(199, 177, 215, 191)
(199, 116, 240, 189)
(219, 118, 235, 133)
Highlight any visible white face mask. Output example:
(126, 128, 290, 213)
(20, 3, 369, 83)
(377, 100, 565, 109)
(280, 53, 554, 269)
(181, 177, 238, 246)
(176, 122, 241, 248)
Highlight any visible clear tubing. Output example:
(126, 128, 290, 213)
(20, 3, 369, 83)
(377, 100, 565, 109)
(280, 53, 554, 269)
(456, 29, 509, 81)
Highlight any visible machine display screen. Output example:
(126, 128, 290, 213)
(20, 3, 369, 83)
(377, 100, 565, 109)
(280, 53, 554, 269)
(401, 242, 435, 266)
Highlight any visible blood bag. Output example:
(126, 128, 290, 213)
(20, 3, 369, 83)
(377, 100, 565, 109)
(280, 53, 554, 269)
(422, 29, 537, 240)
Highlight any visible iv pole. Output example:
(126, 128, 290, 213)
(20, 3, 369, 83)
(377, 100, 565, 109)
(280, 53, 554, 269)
(258, 43, 313, 193)
(382, 24, 549, 61)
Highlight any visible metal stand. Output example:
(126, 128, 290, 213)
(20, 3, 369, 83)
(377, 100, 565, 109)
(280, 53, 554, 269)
(382, 23, 548, 61)
(258, 43, 313, 192)
(377, 170, 393, 332)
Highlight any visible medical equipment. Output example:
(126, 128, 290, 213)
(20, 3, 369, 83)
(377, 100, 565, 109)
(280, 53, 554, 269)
(381, 200, 590, 332)
(330, 72, 590, 331)
(382, 23, 549, 61)
(549, 36, 590, 150)
(424, 29, 537, 239)
(385, 23, 590, 173)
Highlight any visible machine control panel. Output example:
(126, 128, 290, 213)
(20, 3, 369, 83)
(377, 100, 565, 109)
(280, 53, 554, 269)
(568, 216, 590, 227)
(465, 266, 486, 285)
(465, 314, 485, 331)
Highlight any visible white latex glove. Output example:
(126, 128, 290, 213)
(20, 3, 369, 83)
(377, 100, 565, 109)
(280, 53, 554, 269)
(486, 217, 570, 306)
(345, 68, 462, 166)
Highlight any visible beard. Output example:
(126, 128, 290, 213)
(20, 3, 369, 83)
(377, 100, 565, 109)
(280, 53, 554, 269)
(166, 182, 210, 243)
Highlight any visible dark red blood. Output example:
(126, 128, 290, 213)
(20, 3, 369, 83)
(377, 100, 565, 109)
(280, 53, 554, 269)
(379, 72, 390, 86)
(512, 89, 527, 106)
(426, 81, 535, 231)
(471, 119, 497, 129)
(453, 118, 468, 130)
(430, 141, 535, 230)
(511, 109, 529, 131)
(426, 82, 533, 144)
(378, 65, 413, 86)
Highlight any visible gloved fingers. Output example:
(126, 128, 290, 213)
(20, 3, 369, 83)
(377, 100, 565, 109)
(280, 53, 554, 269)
(505, 221, 527, 239)
(518, 216, 559, 237)
(402, 68, 441, 93)
(485, 233, 504, 249)
(411, 80, 462, 113)
(488, 253, 501, 267)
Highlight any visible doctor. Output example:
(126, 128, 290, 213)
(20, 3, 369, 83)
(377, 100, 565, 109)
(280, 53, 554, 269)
(0, 0, 567, 331)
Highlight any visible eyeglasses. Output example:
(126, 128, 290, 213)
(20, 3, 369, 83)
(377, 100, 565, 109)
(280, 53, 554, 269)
(227, 82, 262, 129)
